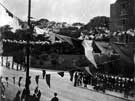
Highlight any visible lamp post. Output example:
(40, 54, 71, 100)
(25, 0, 31, 100)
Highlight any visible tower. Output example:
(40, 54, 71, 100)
(110, 0, 135, 32)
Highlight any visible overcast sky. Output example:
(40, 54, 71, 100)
(0, 0, 116, 27)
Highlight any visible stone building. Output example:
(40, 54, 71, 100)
(110, 0, 135, 32)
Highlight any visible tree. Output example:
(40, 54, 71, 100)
(0, 25, 13, 32)
(72, 22, 84, 29)
(58, 27, 80, 38)
(84, 16, 110, 30)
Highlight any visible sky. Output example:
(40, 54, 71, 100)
(0, 0, 116, 27)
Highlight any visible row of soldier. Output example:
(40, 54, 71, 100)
(73, 71, 135, 98)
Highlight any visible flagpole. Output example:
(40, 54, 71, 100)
(25, 0, 31, 100)
(133, 48, 135, 80)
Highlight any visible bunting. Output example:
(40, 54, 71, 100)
(42, 70, 46, 79)
(2, 39, 59, 45)
(35, 75, 40, 85)
(6, 9, 13, 18)
(46, 74, 51, 88)
(18, 76, 23, 87)
(69, 71, 75, 81)
(57, 72, 64, 77)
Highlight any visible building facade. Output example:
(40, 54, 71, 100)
(110, 0, 135, 32)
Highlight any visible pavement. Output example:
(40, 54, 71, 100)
(0, 57, 135, 101)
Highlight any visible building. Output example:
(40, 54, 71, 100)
(110, 0, 135, 32)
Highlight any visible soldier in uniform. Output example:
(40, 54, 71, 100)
(74, 72, 78, 87)
(124, 78, 129, 98)
(83, 74, 88, 88)
(121, 77, 126, 93)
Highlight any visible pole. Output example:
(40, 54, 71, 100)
(133, 47, 135, 80)
(25, 0, 31, 100)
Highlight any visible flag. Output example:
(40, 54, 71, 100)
(84, 66, 93, 76)
(0, 3, 24, 30)
(57, 72, 64, 77)
(6, 9, 13, 18)
(69, 71, 75, 81)
(18, 77, 23, 87)
(16, 18, 24, 27)
(95, 41, 113, 55)
(110, 42, 133, 63)
(82, 40, 97, 68)
(55, 34, 73, 45)
(35, 75, 40, 85)
(46, 74, 51, 88)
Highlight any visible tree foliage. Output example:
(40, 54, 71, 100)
(83, 16, 110, 30)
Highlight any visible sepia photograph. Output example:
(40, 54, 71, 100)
(0, 0, 135, 101)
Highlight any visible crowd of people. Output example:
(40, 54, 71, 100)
(79, 27, 110, 41)
(73, 71, 135, 98)
(13, 86, 58, 101)
(79, 27, 135, 42)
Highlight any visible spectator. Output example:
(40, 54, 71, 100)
(51, 92, 59, 101)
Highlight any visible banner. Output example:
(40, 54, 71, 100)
(111, 42, 135, 64)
